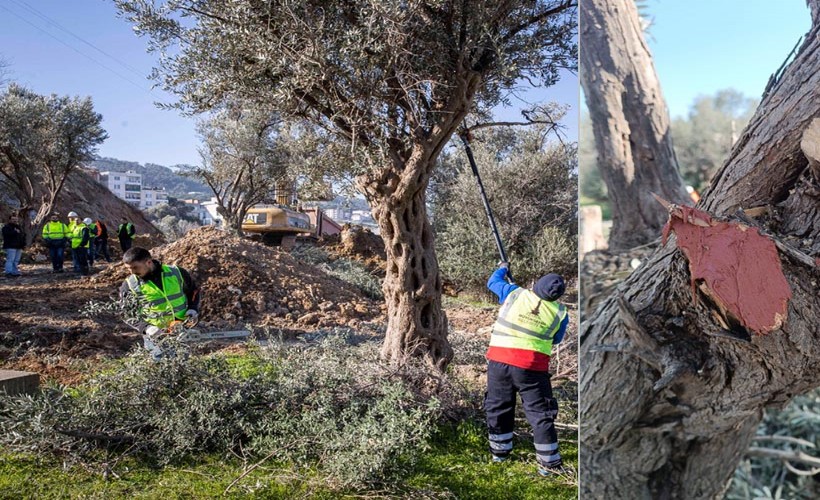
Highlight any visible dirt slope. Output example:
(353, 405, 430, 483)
(55, 169, 162, 238)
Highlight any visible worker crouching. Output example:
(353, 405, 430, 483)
(485, 263, 569, 476)
(119, 247, 200, 360)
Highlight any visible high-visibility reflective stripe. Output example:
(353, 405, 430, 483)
(495, 317, 547, 339)
(490, 441, 513, 452)
(489, 432, 514, 441)
(542, 305, 565, 338)
(535, 442, 559, 452)
(537, 452, 561, 463)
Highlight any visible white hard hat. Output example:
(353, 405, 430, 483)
(68, 211, 78, 218)
(83, 217, 93, 225)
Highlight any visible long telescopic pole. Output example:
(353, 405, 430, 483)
(459, 128, 513, 281)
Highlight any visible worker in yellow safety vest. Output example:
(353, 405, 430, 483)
(485, 263, 569, 477)
(41, 213, 69, 273)
(67, 211, 90, 276)
(119, 246, 200, 359)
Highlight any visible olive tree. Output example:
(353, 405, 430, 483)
(672, 89, 757, 192)
(0, 84, 107, 244)
(190, 106, 287, 235)
(115, 0, 577, 369)
(580, 0, 690, 251)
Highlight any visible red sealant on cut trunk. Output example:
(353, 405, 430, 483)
(662, 206, 791, 335)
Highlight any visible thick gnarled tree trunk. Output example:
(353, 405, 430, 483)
(581, 12, 820, 500)
(359, 143, 456, 371)
(580, 0, 690, 251)
(371, 183, 451, 370)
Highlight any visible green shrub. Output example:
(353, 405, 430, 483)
(0, 334, 438, 488)
(432, 127, 578, 293)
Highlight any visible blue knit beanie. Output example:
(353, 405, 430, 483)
(533, 274, 565, 301)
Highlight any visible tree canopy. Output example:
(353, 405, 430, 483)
(116, 0, 578, 368)
(0, 84, 107, 239)
(116, 0, 577, 181)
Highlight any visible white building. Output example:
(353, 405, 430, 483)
(325, 207, 352, 222)
(100, 170, 143, 206)
(350, 210, 375, 224)
(202, 197, 223, 226)
(141, 187, 168, 209)
(99, 170, 170, 210)
(182, 199, 214, 225)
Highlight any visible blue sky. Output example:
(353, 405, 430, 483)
(0, 0, 578, 167)
(646, 0, 810, 118)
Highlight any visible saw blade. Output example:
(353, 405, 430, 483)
(178, 330, 251, 342)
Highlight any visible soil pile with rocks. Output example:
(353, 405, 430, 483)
(318, 225, 386, 274)
(93, 226, 384, 330)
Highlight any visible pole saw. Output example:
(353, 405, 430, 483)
(458, 127, 513, 283)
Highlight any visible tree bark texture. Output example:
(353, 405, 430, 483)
(362, 151, 453, 371)
(580, 0, 690, 251)
(580, 17, 820, 500)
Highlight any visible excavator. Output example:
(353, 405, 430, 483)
(241, 182, 312, 248)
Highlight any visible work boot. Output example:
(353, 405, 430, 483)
(537, 463, 569, 477)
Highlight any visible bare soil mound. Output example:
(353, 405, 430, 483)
(93, 226, 384, 330)
(318, 225, 386, 273)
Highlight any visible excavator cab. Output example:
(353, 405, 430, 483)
(241, 205, 311, 248)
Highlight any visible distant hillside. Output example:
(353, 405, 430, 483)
(90, 157, 210, 198)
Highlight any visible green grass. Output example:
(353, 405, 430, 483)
(0, 453, 344, 499)
(0, 418, 578, 499)
(406, 420, 578, 500)
(442, 294, 497, 309)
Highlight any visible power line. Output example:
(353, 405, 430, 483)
(0, 3, 152, 94)
(9, 0, 148, 81)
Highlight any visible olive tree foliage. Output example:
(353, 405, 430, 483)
(431, 122, 577, 293)
(114, 0, 577, 369)
(0, 84, 107, 244)
(145, 197, 202, 241)
(672, 89, 758, 192)
(189, 106, 288, 235)
(727, 388, 820, 500)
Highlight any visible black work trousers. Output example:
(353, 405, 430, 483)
(485, 360, 561, 467)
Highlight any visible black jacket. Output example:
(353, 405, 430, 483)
(117, 222, 135, 240)
(2, 223, 25, 249)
